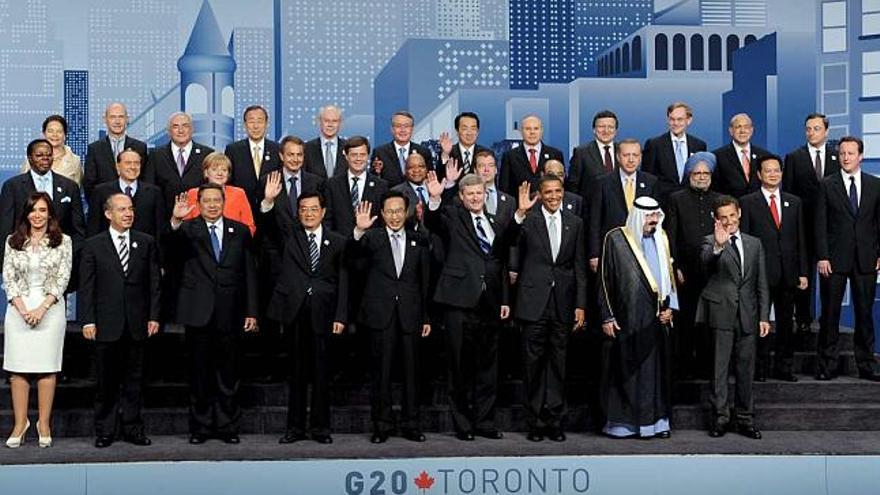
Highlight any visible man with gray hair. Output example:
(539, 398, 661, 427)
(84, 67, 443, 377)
(304, 105, 346, 179)
(599, 195, 677, 439)
(84, 102, 148, 199)
(498, 114, 564, 195)
(711, 113, 771, 198)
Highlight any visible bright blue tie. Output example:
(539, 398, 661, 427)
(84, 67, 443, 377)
(849, 176, 859, 214)
(474, 216, 491, 255)
(209, 224, 221, 262)
(398, 147, 407, 172)
(416, 186, 427, 205)
(674, 140, 685, 182)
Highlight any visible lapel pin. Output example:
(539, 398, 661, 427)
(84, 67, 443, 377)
(489, 217, 495, 224)
(56, 186, 62, 192)
(544, 153, 549, 159)
(410, 240, 416, 247)
(566, 204, 572, 210)
(264, 154, 271, 161)
(227, 227, 233, 233)
(131, 241, 138, 249)
(784, 201, 789, 207)
(500, 195, 506, 201)
(751, 153, 756, 159)
(639, 183, 645, 188)
(195, 148, 201, 154)
(324, 239, 330, 246)
(832, 155, 837, 161)
(369, 181, 375, 187)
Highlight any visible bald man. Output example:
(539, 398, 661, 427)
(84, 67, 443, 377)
(498, 115, 564, 195)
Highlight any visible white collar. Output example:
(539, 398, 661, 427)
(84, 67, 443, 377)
(248, 138, 266, 150)
(109, 226, 129, 239)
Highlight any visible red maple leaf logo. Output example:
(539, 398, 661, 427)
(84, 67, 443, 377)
(414, 471, 435, 492)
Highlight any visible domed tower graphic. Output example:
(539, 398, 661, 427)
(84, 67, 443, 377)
(177, 0, 236, 149)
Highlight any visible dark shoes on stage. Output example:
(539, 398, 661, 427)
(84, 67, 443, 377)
(709, 424, 761, 439)
(401, 429, 426, 442)
(526, 430, 544, 442)
(708, 425, 726, 438)
(456, 431, 475, 441)
(526, 428, 565, 442)
(370, 431, 389, 444)
(816, 371, 838, 381)
(475, 428, 503, 440)
(189, 433, 207, 444)
(773, 371, 799, 382)
(189, 433, 238, 444)
(278, 431, 333, 444)
(858, 370, 880, 382)
(95, 433, 151, 448)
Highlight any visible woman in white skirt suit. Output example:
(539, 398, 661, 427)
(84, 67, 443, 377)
(2, 192, 72, 447)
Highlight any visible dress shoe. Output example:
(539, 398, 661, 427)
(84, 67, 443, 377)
(546, 429, 566, 442)
(474, 428, 503, 440)
(773, 371, 799, 382)
(655, 430, 671, 439)
(401, 429, 426, 442)
(94, 436, 114, 448)
(370, 431, 389, 444)
(5, 419, 30, 449)
(754, 372, 767, 383)
(708, 425, 726, 438)
(858, 370, 880, 382)
(736, 425, 762, 439)
(816, 371, 837, 381)
(221, 434, 240, 444)
(455, 431, 475, 441)
(312, 434, 333, 444)
(526, 430, 544, 442)
(36, 421, 52, 448)
(279, 431, 308, 444)
(189, 433, 208, 444)
(124, 433, 152, 446)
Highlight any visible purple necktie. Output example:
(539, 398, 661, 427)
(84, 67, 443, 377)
(176, 148, 186, 176)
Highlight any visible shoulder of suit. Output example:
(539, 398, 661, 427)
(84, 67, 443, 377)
(223, 218, 250, 234)
(52, 172, 78, 189)
(191, 142, 214, 154)
(130, 229, 156, 243)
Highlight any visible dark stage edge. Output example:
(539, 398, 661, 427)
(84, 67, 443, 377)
(1, 431, 879, 465)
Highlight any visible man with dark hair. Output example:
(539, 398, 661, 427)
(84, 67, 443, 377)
(814, 136, 880, 382)
(304, 105, 346, 179)
(88, 149, 164, 238)
(711, 113, 771, 198)
(567, 110, 619, 199)
(642, 102, 708, 202)
(324, 135, 389, 235)
(498, 114, 564, 195)
(782, 113, 839, 332)
(261, 172, 348, 444)
(698, 195, 770, 439)
(739, 155, 807, 383)
(390, 153, 432, 231)
(350, 191, 432, 444)
(225, 105, 281, 213)
(437, 111, 491, 179)
(371, 111, 434, 186)
(83, 102, 148, 199)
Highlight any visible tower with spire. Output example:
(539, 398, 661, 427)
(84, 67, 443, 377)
(177, 0, 236, 149)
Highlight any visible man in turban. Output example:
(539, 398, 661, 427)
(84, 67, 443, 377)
(599, 196, 678, 439)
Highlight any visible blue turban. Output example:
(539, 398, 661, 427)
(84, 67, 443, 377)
(683, 151, 716, 176)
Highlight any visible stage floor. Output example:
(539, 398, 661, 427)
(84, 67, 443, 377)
(1, 430, 879, 465)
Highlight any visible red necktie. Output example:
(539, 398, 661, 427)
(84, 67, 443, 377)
(603, 145, 613, 172)
(528, 148, 537, 174)
(769, 193, 780, 229)
(740, 149, 750, 180)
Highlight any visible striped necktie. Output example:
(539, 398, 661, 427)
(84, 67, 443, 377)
(117, 234, 129, 275)
(308, 232, 319, 272)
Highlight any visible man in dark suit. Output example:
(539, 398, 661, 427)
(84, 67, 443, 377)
(371, 111, 434, 186)
(87, 149, 164, 238)
(815, 136, 880, 381)
(303, 105, 347, 179)
(567, 110, 619, 199)
(697, 196, 770, 439)
(740, 156, 808, 382)
(543, 160, 583, 217)
(260, 172, 347, 444)
(642, 102, 708, 202)
(324, 135, 389, 235)
(390, 153, 432, 231)
(437, 112, 491, 180)
(498, 115, 565, 195)
(79, 193, 161, 448)
(142, 112, 213, 213)
(783, 113, 840, 332)
(0, 139, 86, 282)
(587, 139, 658, 272)
(167, 184, 259, 444)
(83, 102, 149, 200)
(225, 105, 281, 213)
(350, 192, 432, 444)
(423, 172, 516, 441)
(711, 113, 771, 198)
(511, 175, 587, 442)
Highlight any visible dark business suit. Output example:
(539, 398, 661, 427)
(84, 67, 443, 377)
(782, 144, 839, 324)
(347, 228, 431, 434)
(814, 171, 880, 376)
(642, 132, 707, 202)
(372, 141, 434, 186)
(711, 143, 771, 198)
(498, 143, 565, 195)
(740, 191, 807, 377)
(436, 143, 491, 181)
(87, 180, 165, 238)
(324, 173, 389, 235)
(696, 232, 769, 428)
(224, 138, 281, 213)
(263, 204, 347, 437)
(0, 171, 86, 289)
(165, 216, 258, 436)
(511, 208, 587, 432)
(83, 135, 148, 200)
(567, 140, 616, 199)
(78, 230, 161, 439)
(587, 170, 658, 259)
(303, 136, 347, 179)
(425, 201, 516, 435)
(142, 142, 213, 213)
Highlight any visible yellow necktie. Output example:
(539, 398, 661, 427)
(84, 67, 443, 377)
(625, 177, 635, 212)
(253, 146, 262, 176)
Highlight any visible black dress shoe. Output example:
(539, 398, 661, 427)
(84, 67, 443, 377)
(189, 433, 207, 444)
(546, 429, 566, 442)
(816, 371, 837, 381)
(370, 432, 389, 444)
(95, 436, 114, 448)
(655, 431, 671, 439)
(278, 432, 308, 444)
(123, 433, 152, 446)
(526, 430, 544, 442)
(312, 434, 333, 444)
(736, 425, 762, 439)
(754, 373, 767, 383)
(858, 370, 880, 382)
(455, 431, 475, 441)
(708, 426, 726, 438)
(773, 371, 799, 382)
(402, 429, 426, 442)
(221, 434, 240, 444)
(474, 428, 503, 440)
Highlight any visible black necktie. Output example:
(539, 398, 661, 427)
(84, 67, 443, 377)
(849, 176, 859, 214)
(289, 176, 298, 215)
(814, 149, 823, 179)
(729, 234, 741, 265)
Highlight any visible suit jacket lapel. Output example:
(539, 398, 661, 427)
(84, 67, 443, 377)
(532, 213, 553, 262)
(559, 212, 573, 258)
(101, 232, 126, 277)
(183, 146, 199, 177)
(611, 175, 627, 214)
(831, 174, 856, 218)
(218, 221, 232, 265)
(457, 208, 482, 254)
(101, 138, 115, 167)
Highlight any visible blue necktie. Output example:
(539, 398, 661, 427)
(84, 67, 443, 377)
(674, 140, 685, 182)
(849, 176, 859, 214)
(209, 224, 221, 262)
(474, 216, 491, 254)
(289, 176, 298, 215)
(416, 186, 427, 205)
(350, 176, 360, 208)
(398, 147, 407, 172)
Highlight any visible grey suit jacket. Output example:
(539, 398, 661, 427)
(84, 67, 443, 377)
(695, 232, 770, 333)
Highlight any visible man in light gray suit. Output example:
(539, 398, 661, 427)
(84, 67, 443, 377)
(697, 195, 770, 440)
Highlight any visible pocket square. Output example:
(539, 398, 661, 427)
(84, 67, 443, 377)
(60, 196, 71, 203)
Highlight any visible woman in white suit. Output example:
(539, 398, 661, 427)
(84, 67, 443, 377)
(2, 192, 72, 448)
